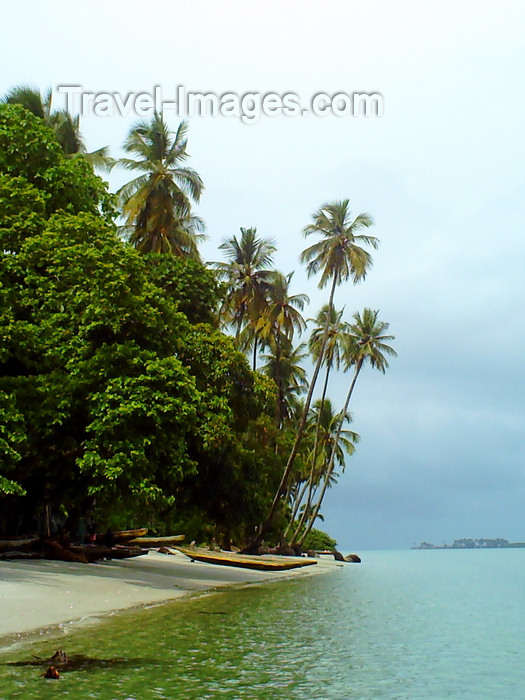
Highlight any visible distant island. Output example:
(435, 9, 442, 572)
(412, 538, 525, 550)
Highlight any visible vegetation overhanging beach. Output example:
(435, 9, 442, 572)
(0, 87, 395, 616)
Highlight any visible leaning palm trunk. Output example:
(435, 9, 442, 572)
(255, 275, 338, 542)
(284, 364, 331, 539)
(298, 359, 363, 546)
(289, 458, 321, 543)
(290, 465, 318, 543)
(283, 475, 310, 539)
(289, 363, 332, 542)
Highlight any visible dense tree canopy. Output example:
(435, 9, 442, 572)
(0, 104, 275, 540)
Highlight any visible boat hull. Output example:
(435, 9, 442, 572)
(70, 545, 148, 562)
(176, 547, 317, 571)
(128, 535, 185, 547)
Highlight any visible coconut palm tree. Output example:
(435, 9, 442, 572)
(2, 85, 112, 169)
(256, 271, 309, 347)
(256, 271, 309, 418)
(297, 308, 396, 545)
(284, 305, 347, 538)
(260, 200, 378, 537)
(117, 114, 204, 257)
(213, 227, 276, 369)
(307, 304, 347, 463)
(286, 398, 358, 541)
(260, 340, 308, 426)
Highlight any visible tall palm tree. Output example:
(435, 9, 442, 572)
(297, 308, 396, 545)
(260, 340, 308, 426)
(285, 397, 358, 540)
(2, 85, 112, 169)
(117, 114, 204, 257)
(285, 305, 347, 538)
(260, 200, 378, 537)
(256, 271, 309, 347)
(307, 304, 347, 465)
(213, 227, 276, 369)
(256, 271, 308, 419)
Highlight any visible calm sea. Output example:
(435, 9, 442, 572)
(1, 549, 524, 699)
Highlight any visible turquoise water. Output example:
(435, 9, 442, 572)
(1, 549, 525, 699)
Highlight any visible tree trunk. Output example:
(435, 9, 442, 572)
(252, 335, 258, 371)
(290, 364, 332, 543)
(283, 477, 310, 539)
(298, 359, 363, 546)
(250, 275, 339, 547)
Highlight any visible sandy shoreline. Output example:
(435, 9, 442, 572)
(0, 550, 336, 643)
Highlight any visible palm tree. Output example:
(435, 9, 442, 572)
(2, 85, 112, 169)
(256, 271, 308, 419)
(213, 227, 276, 369)
(117, 114, 204, 257)
(307, 304, 347, 464)
(260, 340, 308, 426)
(2, 85, 53, 120)
(284, 305, 347, 538)
(297, 308, 396, 545)
(256, 271, 309, 347)
(260, 200, 378, 537)
(287, 398, 358, 542)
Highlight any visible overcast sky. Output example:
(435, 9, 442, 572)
(3, 0, 524, 549)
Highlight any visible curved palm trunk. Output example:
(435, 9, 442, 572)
(253, 275, 338, 544)
(289, 363, 332, 542)
(298, 358, 363, 546)
(283, 475, 310, 539)
(274, 333, 283, 427)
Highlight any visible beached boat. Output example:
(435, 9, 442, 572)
(0, 537, 39, 553)
(96, 528, 148, 542)
(70, 545, 148, 563)
(175, 546, 317, 571)
(128, 534, 185, 547)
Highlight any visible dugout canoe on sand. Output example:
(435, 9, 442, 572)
(0, 537, 39, 553)
(106, 528, 148, 542)
(175, 546, 317, 571)
(128, 534, 185, 547)
(69, 545, 148, 563)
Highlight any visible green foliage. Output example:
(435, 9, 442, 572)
(0, 204, 205, 526)
(0, 393, 26, 495)
(143, 253, 220, 325)
(300, 527, 337, 551)
(0, 104, 116, 221)
(0, 102, 278, 538)
(0, 174, 46, 252)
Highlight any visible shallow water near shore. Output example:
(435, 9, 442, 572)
(1, 549, 525, 699)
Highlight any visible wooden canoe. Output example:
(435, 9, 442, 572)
(0, 537, 39, 553)
(96, 528, 148, 542)
(175, 546, 317, 571)
(128, 534, 185, 547)
(70, 545, 148, 562)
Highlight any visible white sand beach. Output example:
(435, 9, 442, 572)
(0, 550, 336, 640)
